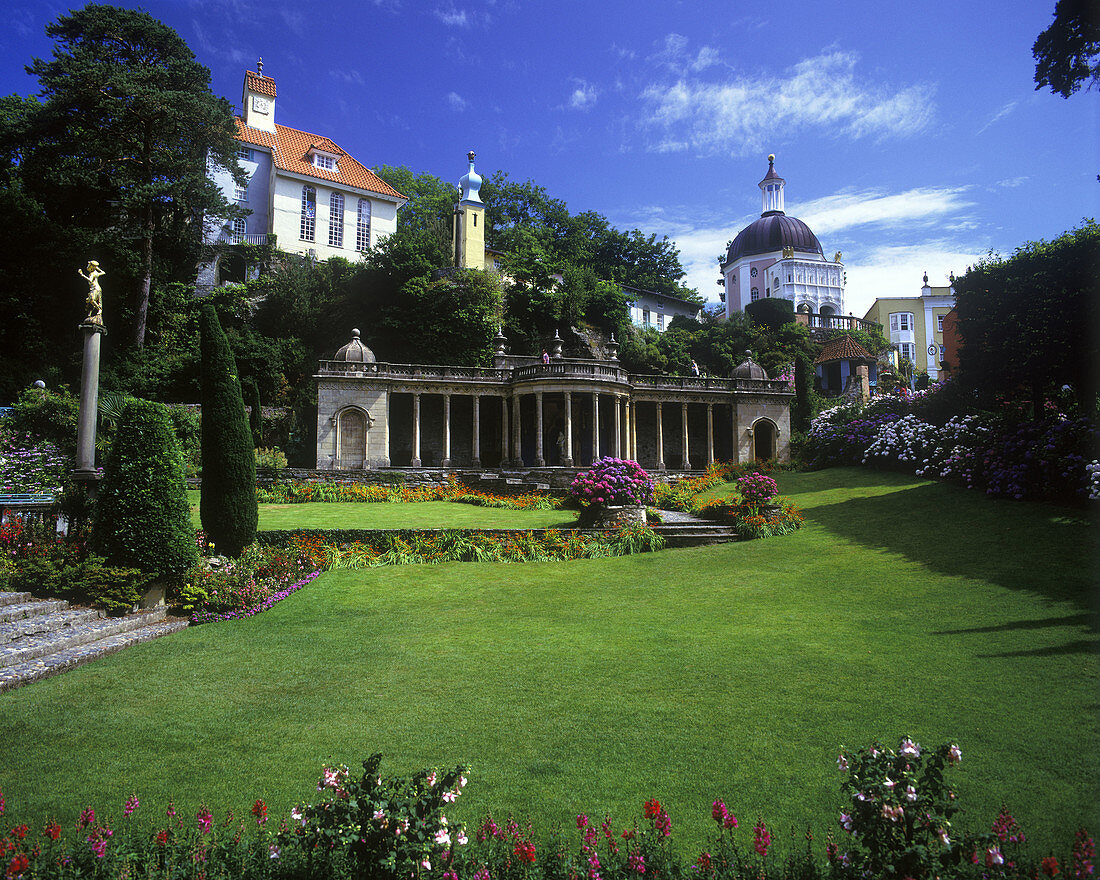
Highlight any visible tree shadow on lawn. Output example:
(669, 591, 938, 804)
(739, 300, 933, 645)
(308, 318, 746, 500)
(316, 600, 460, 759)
(801, 476, 1100, 642)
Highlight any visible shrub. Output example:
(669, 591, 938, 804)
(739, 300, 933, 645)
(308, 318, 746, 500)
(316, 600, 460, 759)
(569, 457, 655, 508)
(254, 446, 288, 480)
(166, 406, 201, 477)
(736, 472, 779, 504)
(3, 386, 80, 453)
(0, 426, 69, 495)
(745, 297, 795, 329)
(91, 398, 198, 577)
(75, 557, 146, 616)
(199, 304, 258, 557)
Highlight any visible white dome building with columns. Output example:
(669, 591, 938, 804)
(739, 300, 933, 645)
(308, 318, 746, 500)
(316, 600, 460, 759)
(720, 156, 845, 320)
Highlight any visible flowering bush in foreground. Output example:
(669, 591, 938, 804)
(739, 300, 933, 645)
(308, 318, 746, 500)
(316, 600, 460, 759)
(569, 458, 656, 508)
(256, 479, 559, 510)
(0, 744, 1093, 880)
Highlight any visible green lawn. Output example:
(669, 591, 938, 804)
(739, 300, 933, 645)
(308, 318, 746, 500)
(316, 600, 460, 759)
(4, 469, 1097, 856)
(187, 491, 579, 529)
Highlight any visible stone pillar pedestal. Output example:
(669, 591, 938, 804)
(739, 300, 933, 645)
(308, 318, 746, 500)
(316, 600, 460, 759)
(74, 321, 107, 479)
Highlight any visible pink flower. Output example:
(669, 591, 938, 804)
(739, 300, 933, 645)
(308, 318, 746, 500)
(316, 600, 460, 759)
(124, 794, 139, 817)
(986, 845, 1004, 867)
(905, 785, 918, 802)
(434, 829, 451, 846)
(442, 789, 458, 802)
(840, 813, 854, 833)
(577, 815, 589, 829)
(456, 830, 468, 846)
(937, 828, 951, 847)
(948, 744, 962, 765)
(196, 807, 212, 834)
(753, 819, 771, 857)
(899, 737, 921, 757)
(426, 772, 437, 788)
(837, 754, 849, 771)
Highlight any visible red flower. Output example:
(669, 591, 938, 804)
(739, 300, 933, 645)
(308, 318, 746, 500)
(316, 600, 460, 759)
(8, 828, 25, 843)
(514, 840, 536, 864)
(1041, 856, 1060, 876)
(43, 823, 61, 841)
(251, 800, 267, 825)
(6, 853, 29, 880)
(156, 830, 169, 847)
(643, 800, 661, 819)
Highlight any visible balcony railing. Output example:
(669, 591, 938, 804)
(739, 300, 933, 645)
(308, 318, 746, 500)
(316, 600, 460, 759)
(795, 312, 881, 335)
(511, 362, 629, 383)
(316, 361, 510, 382)
(224, 232, 272, 245)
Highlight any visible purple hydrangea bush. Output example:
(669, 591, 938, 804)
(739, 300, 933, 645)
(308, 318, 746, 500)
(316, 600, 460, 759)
(569, 457, 655, 508)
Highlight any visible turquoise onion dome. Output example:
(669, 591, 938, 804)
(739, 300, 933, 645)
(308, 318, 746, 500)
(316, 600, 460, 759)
(459, 150, 483, 204)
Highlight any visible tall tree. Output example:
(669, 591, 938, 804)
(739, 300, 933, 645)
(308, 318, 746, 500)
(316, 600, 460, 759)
(25, 4, 244, 348)
(1033, 0, 1100, 97)
(199, 304, 257, 557)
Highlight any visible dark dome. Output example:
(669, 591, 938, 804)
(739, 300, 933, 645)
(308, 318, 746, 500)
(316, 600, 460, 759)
(732, 351, 768, 380)
(334, 329, 376, 363)
(725, 213, 823, 264)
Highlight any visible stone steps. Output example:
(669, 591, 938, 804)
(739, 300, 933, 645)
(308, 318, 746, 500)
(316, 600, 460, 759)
(0, 592, 188, 693)
(652, 522, 740, 547)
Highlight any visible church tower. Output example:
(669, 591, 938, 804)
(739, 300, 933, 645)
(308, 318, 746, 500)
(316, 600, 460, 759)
(241, 58, 277, 133)
(454, 151, 485, 270)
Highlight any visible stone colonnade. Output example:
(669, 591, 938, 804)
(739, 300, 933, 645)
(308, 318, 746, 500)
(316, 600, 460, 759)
(316, 360, 793, 470)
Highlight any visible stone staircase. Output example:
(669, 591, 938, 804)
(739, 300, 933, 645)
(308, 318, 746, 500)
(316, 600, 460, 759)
(651, 519, 739, 547)
(0, 592, 188, 693)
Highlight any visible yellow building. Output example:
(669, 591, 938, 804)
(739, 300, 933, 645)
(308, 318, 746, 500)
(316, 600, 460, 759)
(863, 274, 955, 382)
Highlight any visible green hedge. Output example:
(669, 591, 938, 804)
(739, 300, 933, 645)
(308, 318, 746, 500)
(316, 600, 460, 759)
(91, 398, 198, 577)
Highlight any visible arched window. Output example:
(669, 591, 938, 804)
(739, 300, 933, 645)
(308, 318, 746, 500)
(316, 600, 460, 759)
(751, 287, 760, 302)
(356, 199, 372, 251)
(231, 217, 246, 240)
(329, 192, 344, 248)
(300, 186, 316, 241)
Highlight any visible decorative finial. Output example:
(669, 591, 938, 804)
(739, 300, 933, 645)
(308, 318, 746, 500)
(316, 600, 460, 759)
(351, 328, 360, 339)
(468, 150, 476, 162)
(257, 57, 263, 75)
(768, 153, 775, 165)
(923, 271, 928, 284)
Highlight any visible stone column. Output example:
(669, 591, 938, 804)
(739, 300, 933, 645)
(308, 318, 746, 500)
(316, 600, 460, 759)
(75, 322, 107, 476)
(534, 391, 545, 467)
(501, 396, 509, 465)
(613, 396, 622, 457)
(382, 389, 391, 467)
(411, 393, 422, 467)
(621, 397, 630, 459)
(631, 401, 638, 460)
(656, 401, 665, 470)
(681, 402, 691, 469)
(563, 391, 574, 466)
(706, 403, 715, 466)
(731, 403, 741, 464)
(471, 394, 481, 468)
(591, 392, 600, 463)
(512, 394, 522, 467)
(441, 393, 452, 467)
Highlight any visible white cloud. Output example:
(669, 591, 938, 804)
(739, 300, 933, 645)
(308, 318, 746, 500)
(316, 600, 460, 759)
(568, 80, 598, 110)
(649, 33, 722, 75)
(435, 5, 469, 26)
(640, 49, 936, 156)
(796, 186, 974, 234)
(977, 100, 1019, 135)
(331, 69, 366, 86)
(447, 91, 468, 111)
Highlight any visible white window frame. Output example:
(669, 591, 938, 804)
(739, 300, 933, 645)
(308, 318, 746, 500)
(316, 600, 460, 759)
(231, 217, 246, 238)
(313, 154, 337, 171)
(751, 287, 760, 302)
(657, 313, 664, 331)
(356, 199, 371, 251)
(329, 192, 344, 248)
(234, 181, 248, 202)
(937, 315, 944, 332)
(300, 186, 316, 242)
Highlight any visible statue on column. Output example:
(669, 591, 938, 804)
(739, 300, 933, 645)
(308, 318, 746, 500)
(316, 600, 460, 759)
(78, 260, 105, 325)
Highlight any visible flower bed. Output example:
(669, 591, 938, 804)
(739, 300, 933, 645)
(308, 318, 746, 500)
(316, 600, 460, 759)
(0, 740, 1091, 880)
(256, 479, 558, 510)
(802, 387, 1098, 504)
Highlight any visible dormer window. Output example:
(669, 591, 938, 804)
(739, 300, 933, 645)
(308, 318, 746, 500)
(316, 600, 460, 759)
(311, 151, 338, 172)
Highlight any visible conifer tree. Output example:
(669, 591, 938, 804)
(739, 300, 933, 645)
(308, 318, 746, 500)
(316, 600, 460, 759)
(199, 304, 257, 556)
(92, 398, 198, 575)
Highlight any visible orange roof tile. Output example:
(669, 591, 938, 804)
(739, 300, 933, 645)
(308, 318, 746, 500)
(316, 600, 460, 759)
(814, 334, 874, 365)
(245, 70, 277, 98)
(235, 119, 406, 202)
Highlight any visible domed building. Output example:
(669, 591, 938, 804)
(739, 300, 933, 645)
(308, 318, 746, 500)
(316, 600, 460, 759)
(721, 156, 845, 320)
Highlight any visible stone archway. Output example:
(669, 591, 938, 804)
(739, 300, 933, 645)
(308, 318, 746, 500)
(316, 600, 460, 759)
(752, 418, 777, 461)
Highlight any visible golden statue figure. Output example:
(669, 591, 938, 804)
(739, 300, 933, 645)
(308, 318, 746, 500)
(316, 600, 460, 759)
(78, 260, 105, 324)
(834, 251, 843, 263)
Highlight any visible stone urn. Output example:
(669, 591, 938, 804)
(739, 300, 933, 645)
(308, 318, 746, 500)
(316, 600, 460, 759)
(583, 504, 647, 529)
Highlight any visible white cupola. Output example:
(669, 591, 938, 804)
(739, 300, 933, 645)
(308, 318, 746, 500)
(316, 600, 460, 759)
(759, 153, 785, 216)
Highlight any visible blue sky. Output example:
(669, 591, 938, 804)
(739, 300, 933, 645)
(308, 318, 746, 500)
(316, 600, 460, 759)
(2, 0, 1096, 317)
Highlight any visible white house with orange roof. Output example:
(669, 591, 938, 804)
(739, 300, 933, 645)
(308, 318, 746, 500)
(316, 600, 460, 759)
(205, 62, 406, 268)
